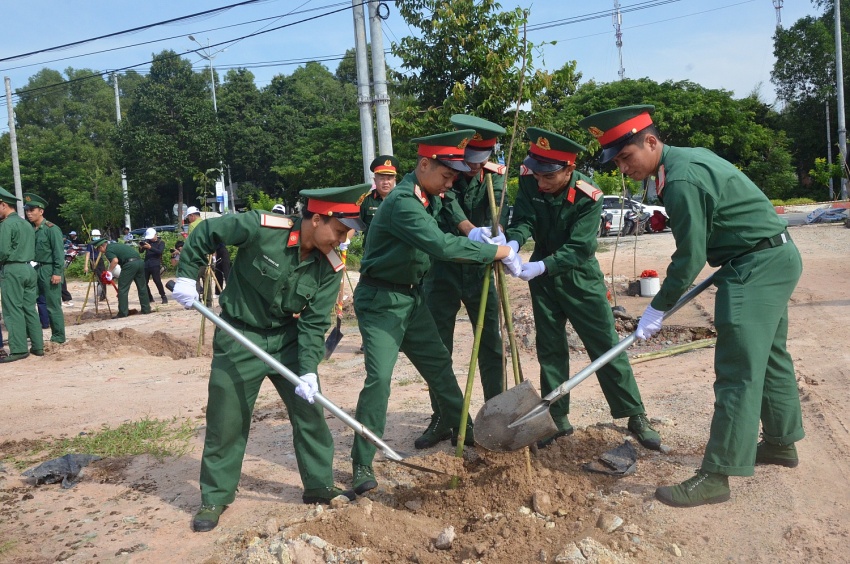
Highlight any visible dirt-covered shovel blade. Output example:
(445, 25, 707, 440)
(473, 380, 558, 451)
(474, 273, 716, 453)
(323, 317, 343, 360)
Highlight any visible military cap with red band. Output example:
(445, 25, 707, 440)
(0, 186, 20, 206)
(412, 129, 476, 172)
(578, 104, 655, 163)
(450, 114, 506, 164)
(522, 127, 587, 174)
(370, 154, 399, 175)
(301, 182, 372, 231)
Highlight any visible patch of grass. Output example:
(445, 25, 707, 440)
(5, 417, 196, 471)
(0, 540, 16, 555)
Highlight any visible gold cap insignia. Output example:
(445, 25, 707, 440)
(384, 159, 392, 166)
(472, 132, 483, 141)
(536, 136, 551, 151)
(457, 137, 469, 150)
(588, 126, 604, 138)
(24, 195, 31, 202)
(355, 192, 368, 206)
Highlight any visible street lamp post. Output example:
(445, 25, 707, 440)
(189, 35, 230, 213)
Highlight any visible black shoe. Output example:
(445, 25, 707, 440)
(30, 348, 45, 356)
(0, 352, 29, 363)
(302, 486, 356, 505)
(536, 427, 574, 449)
(192, 504, 226, 532)
(161, 296, 168, 304)
(414, 414, 452, 449)
(450, 423, 475, 447)
(352, 464, 378, 495)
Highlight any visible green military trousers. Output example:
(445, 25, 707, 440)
(351, 283, 466, 466)
(529, 260, 645, 426)
(702, 240, 804, 477)
(116, 260, 151, 317)
(36, 265, 65, 343)
(0, 263, 43, 354)
(423, 261, 505, 408)
(200, 318, 336, 505)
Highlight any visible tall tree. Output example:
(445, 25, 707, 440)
(117, 51, 221, 224)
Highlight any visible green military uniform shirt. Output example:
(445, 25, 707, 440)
(361, 171, 498, 285)
(359, 191, 384, 238)
(178, 211, 342, 376)
(438, 164, 509, 234)
(0, 213, 36, 264)
(506, 169, 602, 273)
(651, 145, 789, 311)
(105, 242, 142, 265)
(33, 220, 65, 276)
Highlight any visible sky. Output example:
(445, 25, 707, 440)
(0, 0, 826, 134)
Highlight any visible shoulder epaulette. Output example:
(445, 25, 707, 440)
(45, 221, 55, 228)
(575, 180, 602, 201)
(261, 214, 294, 229)
(413, 185, 430, 208)
(325, 249, 345, 272)
(519, 164, 534, 176)
(483, 162, 507, 175)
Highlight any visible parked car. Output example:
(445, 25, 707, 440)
(601, 196, 668, 234)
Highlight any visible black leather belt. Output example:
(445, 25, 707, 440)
(739, 230, 790, 258)
(360, 274, 416, 293)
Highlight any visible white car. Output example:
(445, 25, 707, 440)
(601, 196, 668, 234)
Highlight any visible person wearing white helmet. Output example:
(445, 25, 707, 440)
(83, 229, 108, 301)
(139, 228, 167, 304)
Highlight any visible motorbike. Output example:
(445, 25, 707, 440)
(598, 211, 613, 237)
(620, 209, 651, 236)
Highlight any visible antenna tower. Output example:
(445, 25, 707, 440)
(613, 0, 625, 80)
(773, 0, 783, 29)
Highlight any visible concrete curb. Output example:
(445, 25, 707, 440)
(774, 201, 850, 214)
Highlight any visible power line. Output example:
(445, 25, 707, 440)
(0, 0, 268, 64)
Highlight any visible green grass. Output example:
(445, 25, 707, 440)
(6, 417, 196, 470)
(0, 540, 16, 556)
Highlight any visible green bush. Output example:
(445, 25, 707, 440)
(769, 197, 818, 206)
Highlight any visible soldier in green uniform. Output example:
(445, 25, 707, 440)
(350, 129, 520, 496)
(23, 193, 66, 344)
(419, 114, 510, 449)
(504, 127, 661, 450)
(91, 238, 151, 318)
(0, 187, 43, 363)
(171, 183, 372, 532)
(580, 106, 803, 507)
(359, 155, 399, 239)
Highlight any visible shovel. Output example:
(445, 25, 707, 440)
(166, 281, 447, 475)
(474, 273, 716, 452)
(323, 316, 343, 360)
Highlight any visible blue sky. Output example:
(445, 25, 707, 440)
(0, 0, 824, 132)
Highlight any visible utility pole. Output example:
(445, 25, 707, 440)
(834, 0, 849, 199)
(826, 97, 834, 200)
(113, 73, 132, 230)
(773, 0, 783, 29)
(352, 0, 376, 183)
(369, 0, 393, 155)
(4, 77, 24, 217)
(189, 35, 230, 213)
(613, 1, 625, 80)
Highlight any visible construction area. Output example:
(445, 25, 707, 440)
(0, 223, 848, 563)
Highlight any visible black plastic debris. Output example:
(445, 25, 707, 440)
(22, 454, 102, 489)
(582, 441, 637, 476)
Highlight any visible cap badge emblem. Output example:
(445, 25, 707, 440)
(588, 126, 604, 138)
(356, 192, 368, 206)
(384, 159, 392, 166)
(457, 137, 469, 150)
(536, 137, 551, 151)
(472, 132, 483, 141)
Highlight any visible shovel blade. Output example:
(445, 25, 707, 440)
(323, 318, 343, 360)
(473, 380, 559, 452)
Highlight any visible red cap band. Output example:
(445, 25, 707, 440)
(373, 164, 396, 174)
(528, 142, 576, 164)
(598, 112, 654, 147)
(306, 199, 359, 216)
(418, 143, 466, 161)
(468, 137, 498, 149)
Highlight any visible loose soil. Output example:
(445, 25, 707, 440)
(1, 224, 848, 563)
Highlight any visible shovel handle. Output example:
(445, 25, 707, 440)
(188, 299, 405, 463)
(541, 273, 715, 404)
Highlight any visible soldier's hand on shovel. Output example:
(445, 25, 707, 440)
(294, 373, 319, 404)
(172, 277, 199, 309)
(636, 305, 664, 339)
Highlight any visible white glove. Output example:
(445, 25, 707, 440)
(507, 240, 520, 254)
(339, 239, 350, 252)
(295, 373, 319, 404)
(635, 305, 664, 340)
(172, 276, 199, 309)
(519, 261, 546, 281)
(501, 248, 523, 277)
(467, 226, 492, 243)
(482, 231, 507, 246)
